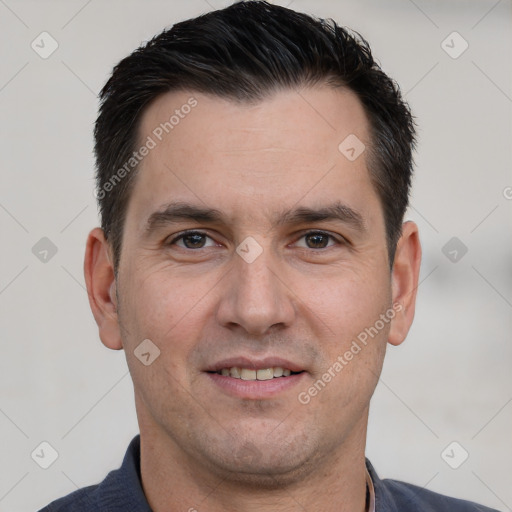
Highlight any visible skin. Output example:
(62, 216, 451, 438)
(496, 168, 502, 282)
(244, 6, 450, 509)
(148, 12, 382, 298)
(84, 85, 421, 512)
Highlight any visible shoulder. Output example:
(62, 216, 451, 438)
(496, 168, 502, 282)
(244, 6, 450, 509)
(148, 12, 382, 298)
(366, 459, 500, 512)
(379, 476, 501, 512)
(37, 436, 150, 512)
(37, 484, 99, 511)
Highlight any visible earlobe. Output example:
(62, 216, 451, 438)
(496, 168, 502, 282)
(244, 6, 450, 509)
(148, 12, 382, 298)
(388, 221, 422, 347)
(84, 227, 123, 350)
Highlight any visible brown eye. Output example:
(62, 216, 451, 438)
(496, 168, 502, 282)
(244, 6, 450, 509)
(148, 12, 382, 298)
(305, 232, 330, 249)
(296, 231, 343, 249)
(169, 231, 216, 249)
(181, 233, 206, 248)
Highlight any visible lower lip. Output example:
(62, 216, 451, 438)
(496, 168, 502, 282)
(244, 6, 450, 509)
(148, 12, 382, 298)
(205, 372, 306, 400)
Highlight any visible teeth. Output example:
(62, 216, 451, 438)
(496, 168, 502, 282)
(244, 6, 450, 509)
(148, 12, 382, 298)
(230, 367, 241, 378)
(240, 368, 257, 380)
(256, 368, 273, 380)
(273, 367, 284, 377)
(217, 366, 297, 380)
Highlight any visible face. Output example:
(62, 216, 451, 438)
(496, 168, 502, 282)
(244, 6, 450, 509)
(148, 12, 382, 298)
(86, 85, 420, 485)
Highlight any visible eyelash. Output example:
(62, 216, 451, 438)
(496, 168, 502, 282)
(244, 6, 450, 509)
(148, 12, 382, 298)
(167, 230, 343, 250)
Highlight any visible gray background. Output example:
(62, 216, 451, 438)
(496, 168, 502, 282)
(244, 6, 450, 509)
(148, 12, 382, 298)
(0, 0, 511, 510)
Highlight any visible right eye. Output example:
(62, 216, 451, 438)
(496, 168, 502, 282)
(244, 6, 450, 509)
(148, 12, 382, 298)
(168, 231, 218, 250)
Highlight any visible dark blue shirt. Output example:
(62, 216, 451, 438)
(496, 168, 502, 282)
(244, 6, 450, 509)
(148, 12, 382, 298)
(38, 435, 500, 511)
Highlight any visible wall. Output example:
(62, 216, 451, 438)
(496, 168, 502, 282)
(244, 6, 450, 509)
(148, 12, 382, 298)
(0, 0, 510, 510)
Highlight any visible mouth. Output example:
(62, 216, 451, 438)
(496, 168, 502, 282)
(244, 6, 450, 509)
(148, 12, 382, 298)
(210, 366, 303, 380)
(203, 357, 307, 399)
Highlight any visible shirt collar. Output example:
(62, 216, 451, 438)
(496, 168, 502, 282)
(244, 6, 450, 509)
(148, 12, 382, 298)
(366, 464, 376, 512)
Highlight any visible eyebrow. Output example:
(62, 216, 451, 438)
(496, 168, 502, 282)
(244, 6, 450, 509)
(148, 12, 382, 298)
(144, 200, 366, 235)
(275, 203, 365, 231)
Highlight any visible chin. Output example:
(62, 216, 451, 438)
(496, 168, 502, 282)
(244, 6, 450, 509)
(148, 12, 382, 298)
(198, 429, 320, 488)
(216, 455, 316, 489)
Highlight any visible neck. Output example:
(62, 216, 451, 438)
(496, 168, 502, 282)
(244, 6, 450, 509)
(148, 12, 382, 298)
(138, 408, 369, 512)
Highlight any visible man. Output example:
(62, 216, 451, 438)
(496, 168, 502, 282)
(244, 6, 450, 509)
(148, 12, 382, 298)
(39, 1, 499, 511)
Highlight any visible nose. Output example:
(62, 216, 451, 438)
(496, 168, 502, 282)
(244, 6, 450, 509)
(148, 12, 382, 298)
(215, 242, 296, 336)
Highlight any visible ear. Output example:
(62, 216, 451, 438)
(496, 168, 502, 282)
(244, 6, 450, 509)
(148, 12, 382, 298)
(84, 227, 123, 350)
(388, 221, 422, 346)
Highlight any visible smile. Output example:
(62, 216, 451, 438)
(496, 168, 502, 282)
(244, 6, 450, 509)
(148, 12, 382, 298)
(215, 367, 300, 380)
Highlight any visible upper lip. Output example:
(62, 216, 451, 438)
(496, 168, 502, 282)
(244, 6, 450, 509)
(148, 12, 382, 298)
(204, 356, 305, 373)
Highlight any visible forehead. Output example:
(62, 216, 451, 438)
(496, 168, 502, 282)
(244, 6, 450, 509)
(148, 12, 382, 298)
(129, 86, 377, 230)
(139, 85, 369, 159)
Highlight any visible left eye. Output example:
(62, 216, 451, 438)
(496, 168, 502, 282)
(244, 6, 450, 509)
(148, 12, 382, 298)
(295, 231, 338, 249)
(171, 232, 217, 249)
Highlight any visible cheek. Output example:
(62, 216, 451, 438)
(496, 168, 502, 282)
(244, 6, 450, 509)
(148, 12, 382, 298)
(120, 260, 207, 334)
(298, 261, 390, 400)
(118, 268, 212, 419)
(300, 260, 391, 343)
(118, 264, 215, 387)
